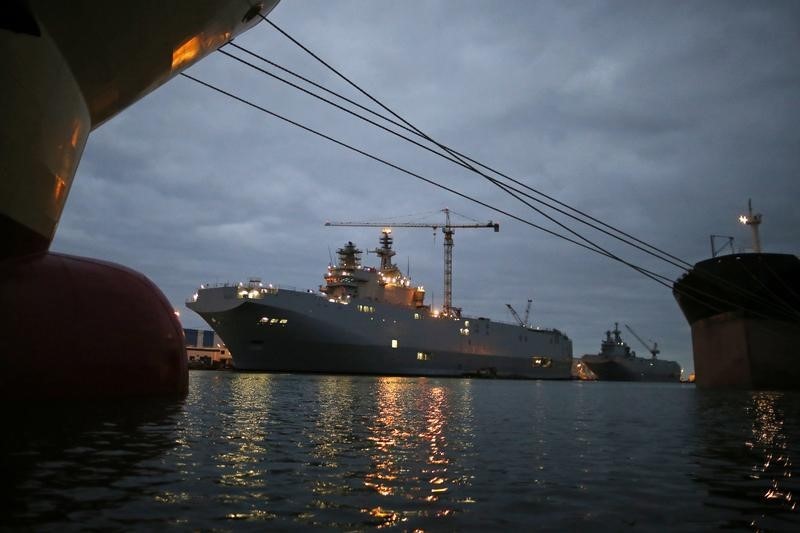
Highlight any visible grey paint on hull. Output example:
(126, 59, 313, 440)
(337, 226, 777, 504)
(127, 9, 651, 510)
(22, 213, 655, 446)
(581, 355, 682, 382)
(187, 286, 573, 379)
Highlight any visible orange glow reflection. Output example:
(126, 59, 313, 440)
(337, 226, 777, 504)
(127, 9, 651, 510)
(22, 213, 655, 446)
(172, 32, 233, 71)
(748, 393, 795, 513)
(172, 36, 202, 70)
(421, 386, 451, 502)
(364, 378, 409, 498)
(53, 174, 67, 203)
(69, 120, 81, 148)
(361, 379, 471, 526)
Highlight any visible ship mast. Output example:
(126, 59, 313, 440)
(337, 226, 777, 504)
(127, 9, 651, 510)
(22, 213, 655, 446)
(738, 198, 762, 253)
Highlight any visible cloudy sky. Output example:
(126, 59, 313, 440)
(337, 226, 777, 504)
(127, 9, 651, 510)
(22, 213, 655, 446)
(52, 0, 800, 374)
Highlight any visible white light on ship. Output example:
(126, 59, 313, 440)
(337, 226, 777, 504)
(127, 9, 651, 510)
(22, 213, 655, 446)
(739, 215, 749, 224)
(174, 310, 180, 317)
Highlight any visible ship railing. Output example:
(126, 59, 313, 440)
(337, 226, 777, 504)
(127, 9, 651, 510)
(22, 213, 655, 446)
(464, 315, 565, 334)
(192, 282, 323, 299)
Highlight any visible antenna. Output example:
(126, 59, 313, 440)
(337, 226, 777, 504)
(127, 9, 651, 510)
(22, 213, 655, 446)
(709, 235, 734, 257)
(523, 298, 532, 326)
(738, 198, 763, 253)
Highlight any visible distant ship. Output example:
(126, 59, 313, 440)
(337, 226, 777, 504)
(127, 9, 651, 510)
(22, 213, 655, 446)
(581, 324, 682, 382)
(187, 230, 573, 378)
(672, 201, 800, 389)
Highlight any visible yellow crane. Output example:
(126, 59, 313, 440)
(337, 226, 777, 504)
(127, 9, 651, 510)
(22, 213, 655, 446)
(325, 208, 499, 317)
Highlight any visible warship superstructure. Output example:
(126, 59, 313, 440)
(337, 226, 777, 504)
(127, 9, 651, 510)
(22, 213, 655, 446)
(581, 324, 682, 382)
(187, 230, 573, 378)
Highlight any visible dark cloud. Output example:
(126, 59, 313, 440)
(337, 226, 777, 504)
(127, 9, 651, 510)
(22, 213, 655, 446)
(52, 0, 800, 374)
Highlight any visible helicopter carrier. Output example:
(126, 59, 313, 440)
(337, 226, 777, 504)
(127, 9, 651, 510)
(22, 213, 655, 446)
(187, 229, 573, 378)
(581, 324, 682, 382)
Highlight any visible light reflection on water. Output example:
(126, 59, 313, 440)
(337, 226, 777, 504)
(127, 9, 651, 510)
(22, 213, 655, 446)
(2, 374, 799, 530)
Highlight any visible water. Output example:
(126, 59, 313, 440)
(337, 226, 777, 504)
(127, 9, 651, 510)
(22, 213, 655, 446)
(3, 373, 799, 531)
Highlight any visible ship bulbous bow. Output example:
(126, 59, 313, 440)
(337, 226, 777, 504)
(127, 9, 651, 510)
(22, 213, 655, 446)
(0, 252, 188, 400)
(0, 0, 279, 399)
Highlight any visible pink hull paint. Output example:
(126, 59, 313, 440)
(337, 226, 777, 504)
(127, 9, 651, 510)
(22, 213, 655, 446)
(0, 252, 187, 399)
(691, 312, 800, 389)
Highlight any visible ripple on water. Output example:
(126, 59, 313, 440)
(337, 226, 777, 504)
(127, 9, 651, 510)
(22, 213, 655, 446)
(2, 375, 799, 530)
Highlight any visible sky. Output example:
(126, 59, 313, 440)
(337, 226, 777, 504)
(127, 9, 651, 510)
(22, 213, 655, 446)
(52, 0, 800, 374)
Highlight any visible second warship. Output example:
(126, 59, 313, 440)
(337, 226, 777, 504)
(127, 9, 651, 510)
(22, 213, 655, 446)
(581, 324, 682, 382)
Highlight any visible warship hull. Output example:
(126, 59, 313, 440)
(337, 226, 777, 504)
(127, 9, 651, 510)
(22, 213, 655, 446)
(580, 356, 681, 382)
(187, 287, 573, 379)
(673, 253, 800, 389)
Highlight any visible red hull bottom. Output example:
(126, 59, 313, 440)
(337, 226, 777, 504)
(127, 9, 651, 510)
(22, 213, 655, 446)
(0, 252, 187, 400)
(691, 312, 800, 389)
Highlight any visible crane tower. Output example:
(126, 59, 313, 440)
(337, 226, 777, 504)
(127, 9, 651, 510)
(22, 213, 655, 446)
(624, 324, 660, 359)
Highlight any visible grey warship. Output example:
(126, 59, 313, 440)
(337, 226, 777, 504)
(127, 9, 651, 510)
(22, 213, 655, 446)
(581, 324, 682, 382)
(187, 230, 573, 378)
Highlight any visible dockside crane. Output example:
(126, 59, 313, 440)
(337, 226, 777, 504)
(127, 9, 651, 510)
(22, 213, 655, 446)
(325, 209, 499, 318)
(624, 324, 660, 359)
(506, 299, 533, 328)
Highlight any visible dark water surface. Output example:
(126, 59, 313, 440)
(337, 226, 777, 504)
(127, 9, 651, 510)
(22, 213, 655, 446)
(4, 373, 799, 531)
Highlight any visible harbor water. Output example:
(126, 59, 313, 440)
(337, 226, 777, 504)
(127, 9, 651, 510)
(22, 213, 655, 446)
(4, 372, 800, 531)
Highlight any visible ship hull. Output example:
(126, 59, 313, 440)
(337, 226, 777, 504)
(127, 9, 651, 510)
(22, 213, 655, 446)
(673, 253, 800, 389)
(0, 0, 278, 400)
(688, 312, 800, 389)
(187, 287, 573, 379)
(580, 357, 681, 382)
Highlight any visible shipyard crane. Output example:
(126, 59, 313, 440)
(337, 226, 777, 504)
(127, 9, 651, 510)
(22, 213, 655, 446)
(506, 299, 533, 327)
(624, 324, 660, 359)
(325, 209, 499, 317)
